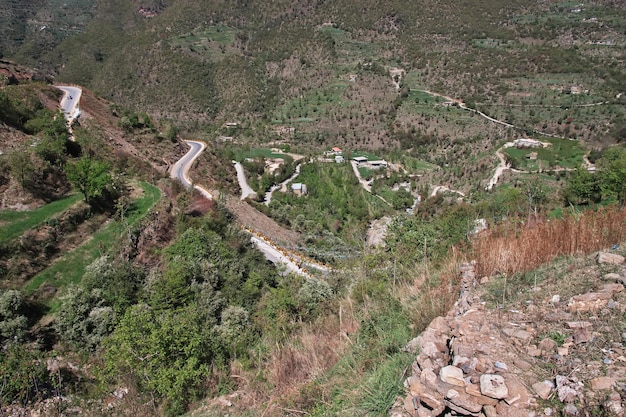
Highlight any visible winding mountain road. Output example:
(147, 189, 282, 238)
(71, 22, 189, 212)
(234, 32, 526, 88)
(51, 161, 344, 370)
(57, 85, 82, 122)
(170, 140, 213, 199)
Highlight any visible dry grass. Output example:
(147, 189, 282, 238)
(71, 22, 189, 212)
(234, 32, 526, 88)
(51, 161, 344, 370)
(269, 312, 354, 384)
(473, 205, 626, 278)
(396, 251, 465, 331)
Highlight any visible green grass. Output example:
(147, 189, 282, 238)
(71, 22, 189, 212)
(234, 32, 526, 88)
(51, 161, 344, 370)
(234, 148, 294, 162)
(23, 183, 161, 306)
(351, 150, 381, 160)
(504, 138, 585, 170)
(395, 155, 437, 172)
(0, 194, 82, 243)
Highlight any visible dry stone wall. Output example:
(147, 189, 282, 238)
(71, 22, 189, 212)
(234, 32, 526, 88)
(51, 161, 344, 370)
(391, 253, 626, 417)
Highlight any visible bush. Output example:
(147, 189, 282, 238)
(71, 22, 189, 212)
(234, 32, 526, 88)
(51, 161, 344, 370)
(0, 289, 29, 345)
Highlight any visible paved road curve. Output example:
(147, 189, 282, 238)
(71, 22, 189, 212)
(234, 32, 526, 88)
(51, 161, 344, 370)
(170, 140, 213, 199)
(57, 85, 82, 122)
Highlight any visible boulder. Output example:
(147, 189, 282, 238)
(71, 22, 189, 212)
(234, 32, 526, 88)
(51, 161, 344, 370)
(603, 272, 624, 284)
(446, 388, 484, 414)
(440, 365, 466, 387)
(532, 380, 554, 400)
(538, 338, 558, 354)
(480, 374, 508, 399)
(589, 376, 615, 391)
(465, 383, 499, 406)
(597, 252, 624, 265)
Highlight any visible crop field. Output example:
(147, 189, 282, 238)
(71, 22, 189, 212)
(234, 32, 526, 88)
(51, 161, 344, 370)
(471, 38, 517, 49)
(316, 25, 385, 63)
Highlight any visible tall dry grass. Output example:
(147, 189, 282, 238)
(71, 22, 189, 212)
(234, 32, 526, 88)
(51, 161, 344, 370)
(396, 250, 465, 331)
(473, 205, 626, 277)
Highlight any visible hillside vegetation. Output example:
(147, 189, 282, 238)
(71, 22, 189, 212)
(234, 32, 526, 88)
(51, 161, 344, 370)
(0, 1, 625, 416)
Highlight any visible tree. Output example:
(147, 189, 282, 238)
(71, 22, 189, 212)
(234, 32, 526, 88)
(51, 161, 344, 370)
(0, 289, 28, 345)
(563, 168, 601, 206)
(64, 157, 114, 206)
(55, 286, 115, 351)
(598, 147, 626, 203)
(392, 188, 414, 210)
(103, 303, 224, 415)
(8, 151, 34, 191)
(35, 113, 70, 165)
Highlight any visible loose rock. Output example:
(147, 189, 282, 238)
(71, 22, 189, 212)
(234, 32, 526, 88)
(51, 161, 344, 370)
(480, 374, 508, 399)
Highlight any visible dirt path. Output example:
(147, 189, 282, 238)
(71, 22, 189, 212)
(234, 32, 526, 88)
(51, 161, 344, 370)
(232, 161, 257, 200)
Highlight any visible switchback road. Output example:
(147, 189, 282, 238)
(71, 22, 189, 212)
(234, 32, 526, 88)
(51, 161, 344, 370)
(170, 140, 213, 200)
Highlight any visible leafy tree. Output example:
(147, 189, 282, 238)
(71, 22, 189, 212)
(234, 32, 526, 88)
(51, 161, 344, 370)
(55, 286, 115, 351)
(35, 113, 71, 165)
(8, 151, 34, 191)
(392, 188, 414, 210)
(598, 147, 626, 203)
(103, 302, 225, 416)
(0, 289, 29, 345)
(0, 344, 51, 405)
(64, 157, 115, 206)
(216, 306, 251, 356)
(563, 168, 601, 206)
(82, 255, 145, 314)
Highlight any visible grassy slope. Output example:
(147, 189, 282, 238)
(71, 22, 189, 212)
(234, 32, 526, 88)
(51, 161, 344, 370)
(0, 194, 81, 243)
(23, 182, 160, 304)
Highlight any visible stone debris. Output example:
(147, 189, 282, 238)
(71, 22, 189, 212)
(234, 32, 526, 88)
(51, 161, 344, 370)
(567, 283, 623, 312)
(390, 259, 626, 417)
(556, 375, 579, 403)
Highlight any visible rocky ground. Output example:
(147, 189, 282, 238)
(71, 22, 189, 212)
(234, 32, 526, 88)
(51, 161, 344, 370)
(392, 251, 626, 417)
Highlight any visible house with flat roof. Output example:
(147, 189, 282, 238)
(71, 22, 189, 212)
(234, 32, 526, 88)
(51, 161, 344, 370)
(352, 156, 368, 164)
(369, 160, 388, 169)
(513, 138, 544, 149)
(291, 183, 308, 197)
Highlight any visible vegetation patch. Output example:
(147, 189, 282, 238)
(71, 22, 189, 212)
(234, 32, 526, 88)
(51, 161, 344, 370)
(168, 25, 239, 61)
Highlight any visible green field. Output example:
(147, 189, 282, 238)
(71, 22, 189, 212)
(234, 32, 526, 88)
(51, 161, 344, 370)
(0, 194, 82, 243)
(23, 183, 161, 305)
(234, 148, 294, 162)
(503, 137, 586, 171)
